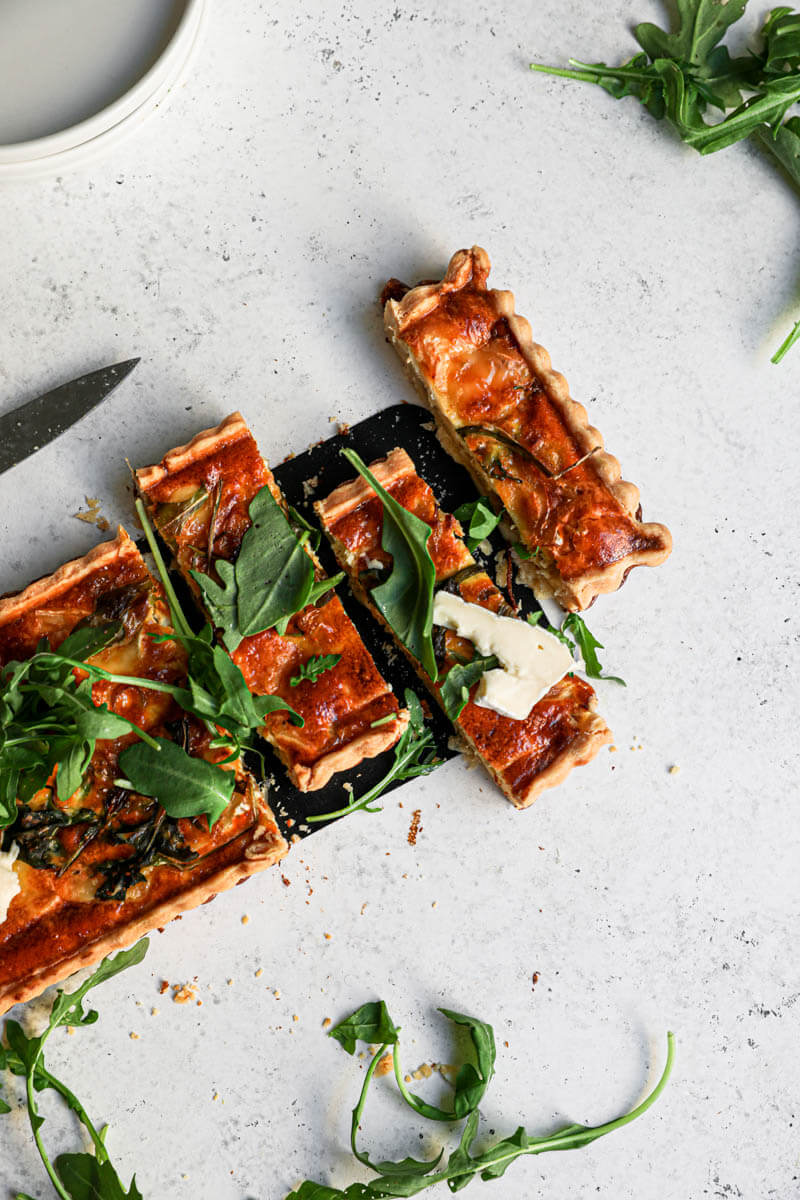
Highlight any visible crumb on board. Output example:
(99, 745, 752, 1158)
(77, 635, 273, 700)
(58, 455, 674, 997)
(255, 968, 263, 978)
(323, 932, 332, 940)
(151, 1007, 159, 1016)
(172, 984, 196, 1005)
(159, 980, 169, 995)
(241, 914, 250, 925)
(293, 1014, 299, 1022)
(669, 764, 681, 775)
(281, 875, 291, 886)
(360, 902, 368, 915)
(322, 1017, 331, 1028)
(407, 808, 422, 846)
(129, 1032, 140, 1040)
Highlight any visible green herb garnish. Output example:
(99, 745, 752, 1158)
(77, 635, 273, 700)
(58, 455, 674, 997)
(0, 940, 149, 1200)
(0, 624, 161, 828)
(527, 611, 626, 685)
(341, 449, 438, 681)
(189, 486, 343, 652)
(531, 2, 800, 361)
(452, 498, 502, 552)
(439, 653, 500, 722)
(290, 653, 341, 688)
(288, 999, 674, 1198)
(306, 690, 437, 823)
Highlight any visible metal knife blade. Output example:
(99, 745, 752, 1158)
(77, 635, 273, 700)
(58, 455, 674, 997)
(0, 358, 140, 475)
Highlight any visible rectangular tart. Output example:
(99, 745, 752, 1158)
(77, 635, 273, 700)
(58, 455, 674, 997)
(315, 448, 612, 808)
(0, 529, 287, 1015)
(382, 246, 672, 611)
(135, 413, 408, 792)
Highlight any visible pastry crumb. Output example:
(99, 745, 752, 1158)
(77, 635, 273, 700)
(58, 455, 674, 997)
(323, 932, 332, 940)
(669, 764, 681, 775)
(281, 875, 291, 886)
(376, 1052, 394, 1077)
(241, 914, 250, 925)
(151, 1007, 159, 1016)
(172, 984, 196, 1005)
(407, 809, 422, 846)
(255, 968, 263, 978)
(293, 1014, 299, 1022)
(322, 1017, 331, 1028)
(159, 980, 170, 994)
(129, 1032, 140, 1040)
(72, 495, 110, 531)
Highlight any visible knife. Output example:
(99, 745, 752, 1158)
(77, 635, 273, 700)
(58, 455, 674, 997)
(0, 359, 140, 475)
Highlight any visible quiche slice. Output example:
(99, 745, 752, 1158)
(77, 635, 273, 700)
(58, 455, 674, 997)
(135, 412, 407, 792)
(0, 529, 286, 1015)
(315, 448, 612, 808)
(382, 246, 672, 611)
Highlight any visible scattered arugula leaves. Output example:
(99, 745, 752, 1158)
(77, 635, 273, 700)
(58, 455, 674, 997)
(187, 487, 342, 651)
(531, 2, 800, 360)
(341, 449, 438, 681)
(452, 498, 502, 552)
(117, 737, 235, 828)
(289, 1000, 674, 1198)
(291, 654, 341, 687)
(438, 654, 500, 723)
(0, 625, 161, 829)
(527, 611, 626, 685)
(0, 940, 149, 1200)
(306, 691, 437, 823)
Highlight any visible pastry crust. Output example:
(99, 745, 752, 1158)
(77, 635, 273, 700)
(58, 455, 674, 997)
(0, 532, 286, 1015)
(383, 247, 672, 611)
(316, 448, 612, 809)
(135, 413, 407, 792)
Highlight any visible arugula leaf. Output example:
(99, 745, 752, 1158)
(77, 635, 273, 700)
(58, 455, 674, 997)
(634, 0, 747, 65)
(341, 450, 438, 681)
(452, 499, 502, 552)
(118, 738, 235, 828)
(292, 1000, 675, 1198)
(306, 691, 437, 824)
(329, 1002, 400, 1054)
(291, 653, 342, 687)
(1, 941, 148, 1200)
(438, 654, 499, 723)
(192, 560, 240, 652)
(561, 613, 626, 685)
(530, 1, 800, 360)
(190, 486, 344, 650)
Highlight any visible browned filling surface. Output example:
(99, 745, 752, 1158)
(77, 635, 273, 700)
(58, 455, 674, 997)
(137, 419, 404, 784)
(319, 450, 605, 803)
(397, 281, 666, 583)
(0, 537, 282, 994)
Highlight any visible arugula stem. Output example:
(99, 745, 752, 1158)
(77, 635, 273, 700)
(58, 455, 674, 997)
(771, 316, 800, 363)
(391, 1046, 452, 1123)
(135, 497, 192, 639)
(351, 1044, 388, 1163)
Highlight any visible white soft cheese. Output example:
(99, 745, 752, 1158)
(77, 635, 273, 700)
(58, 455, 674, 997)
(433, 592, 574, 721)
(0, 842, 21, 925)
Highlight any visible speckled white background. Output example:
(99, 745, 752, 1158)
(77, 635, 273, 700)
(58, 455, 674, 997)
(0, 2, 799, 1197)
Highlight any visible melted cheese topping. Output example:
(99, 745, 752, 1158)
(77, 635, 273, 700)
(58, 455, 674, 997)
(0, 843, 21, 925)
(433, 592, 573, 720)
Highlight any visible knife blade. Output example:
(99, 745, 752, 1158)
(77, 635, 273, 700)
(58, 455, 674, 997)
(0, 358, 140, 475)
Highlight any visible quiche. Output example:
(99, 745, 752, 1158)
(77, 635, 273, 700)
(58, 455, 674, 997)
(382, 246, 672, 611)
(135, 413, 408, 792)
(0, 529, 286, 1015)
(316, 447, 612, 808)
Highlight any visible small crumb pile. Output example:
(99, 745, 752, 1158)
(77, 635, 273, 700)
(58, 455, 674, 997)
(72, 496, 110, 532)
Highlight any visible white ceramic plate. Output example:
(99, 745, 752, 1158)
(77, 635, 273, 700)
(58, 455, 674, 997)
(0, 0, 205, 177)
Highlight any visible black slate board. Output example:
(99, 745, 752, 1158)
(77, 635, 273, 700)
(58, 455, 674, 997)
(146, 404, 544, 840)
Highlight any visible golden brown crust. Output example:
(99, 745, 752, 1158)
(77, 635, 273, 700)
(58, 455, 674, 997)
(0, 528, 140, 628)
(384, 246, 672, 611)
(136, 413, 407, 792)
(0, 534, 288, 1015)
(317, 448, 612, 808)
(0, 812, 285, 1015)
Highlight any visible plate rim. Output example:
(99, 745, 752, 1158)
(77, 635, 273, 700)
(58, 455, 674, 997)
(0, 0, 205, 165)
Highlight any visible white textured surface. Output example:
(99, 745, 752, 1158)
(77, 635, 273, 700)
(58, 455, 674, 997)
(0, 2, 798, 1198)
